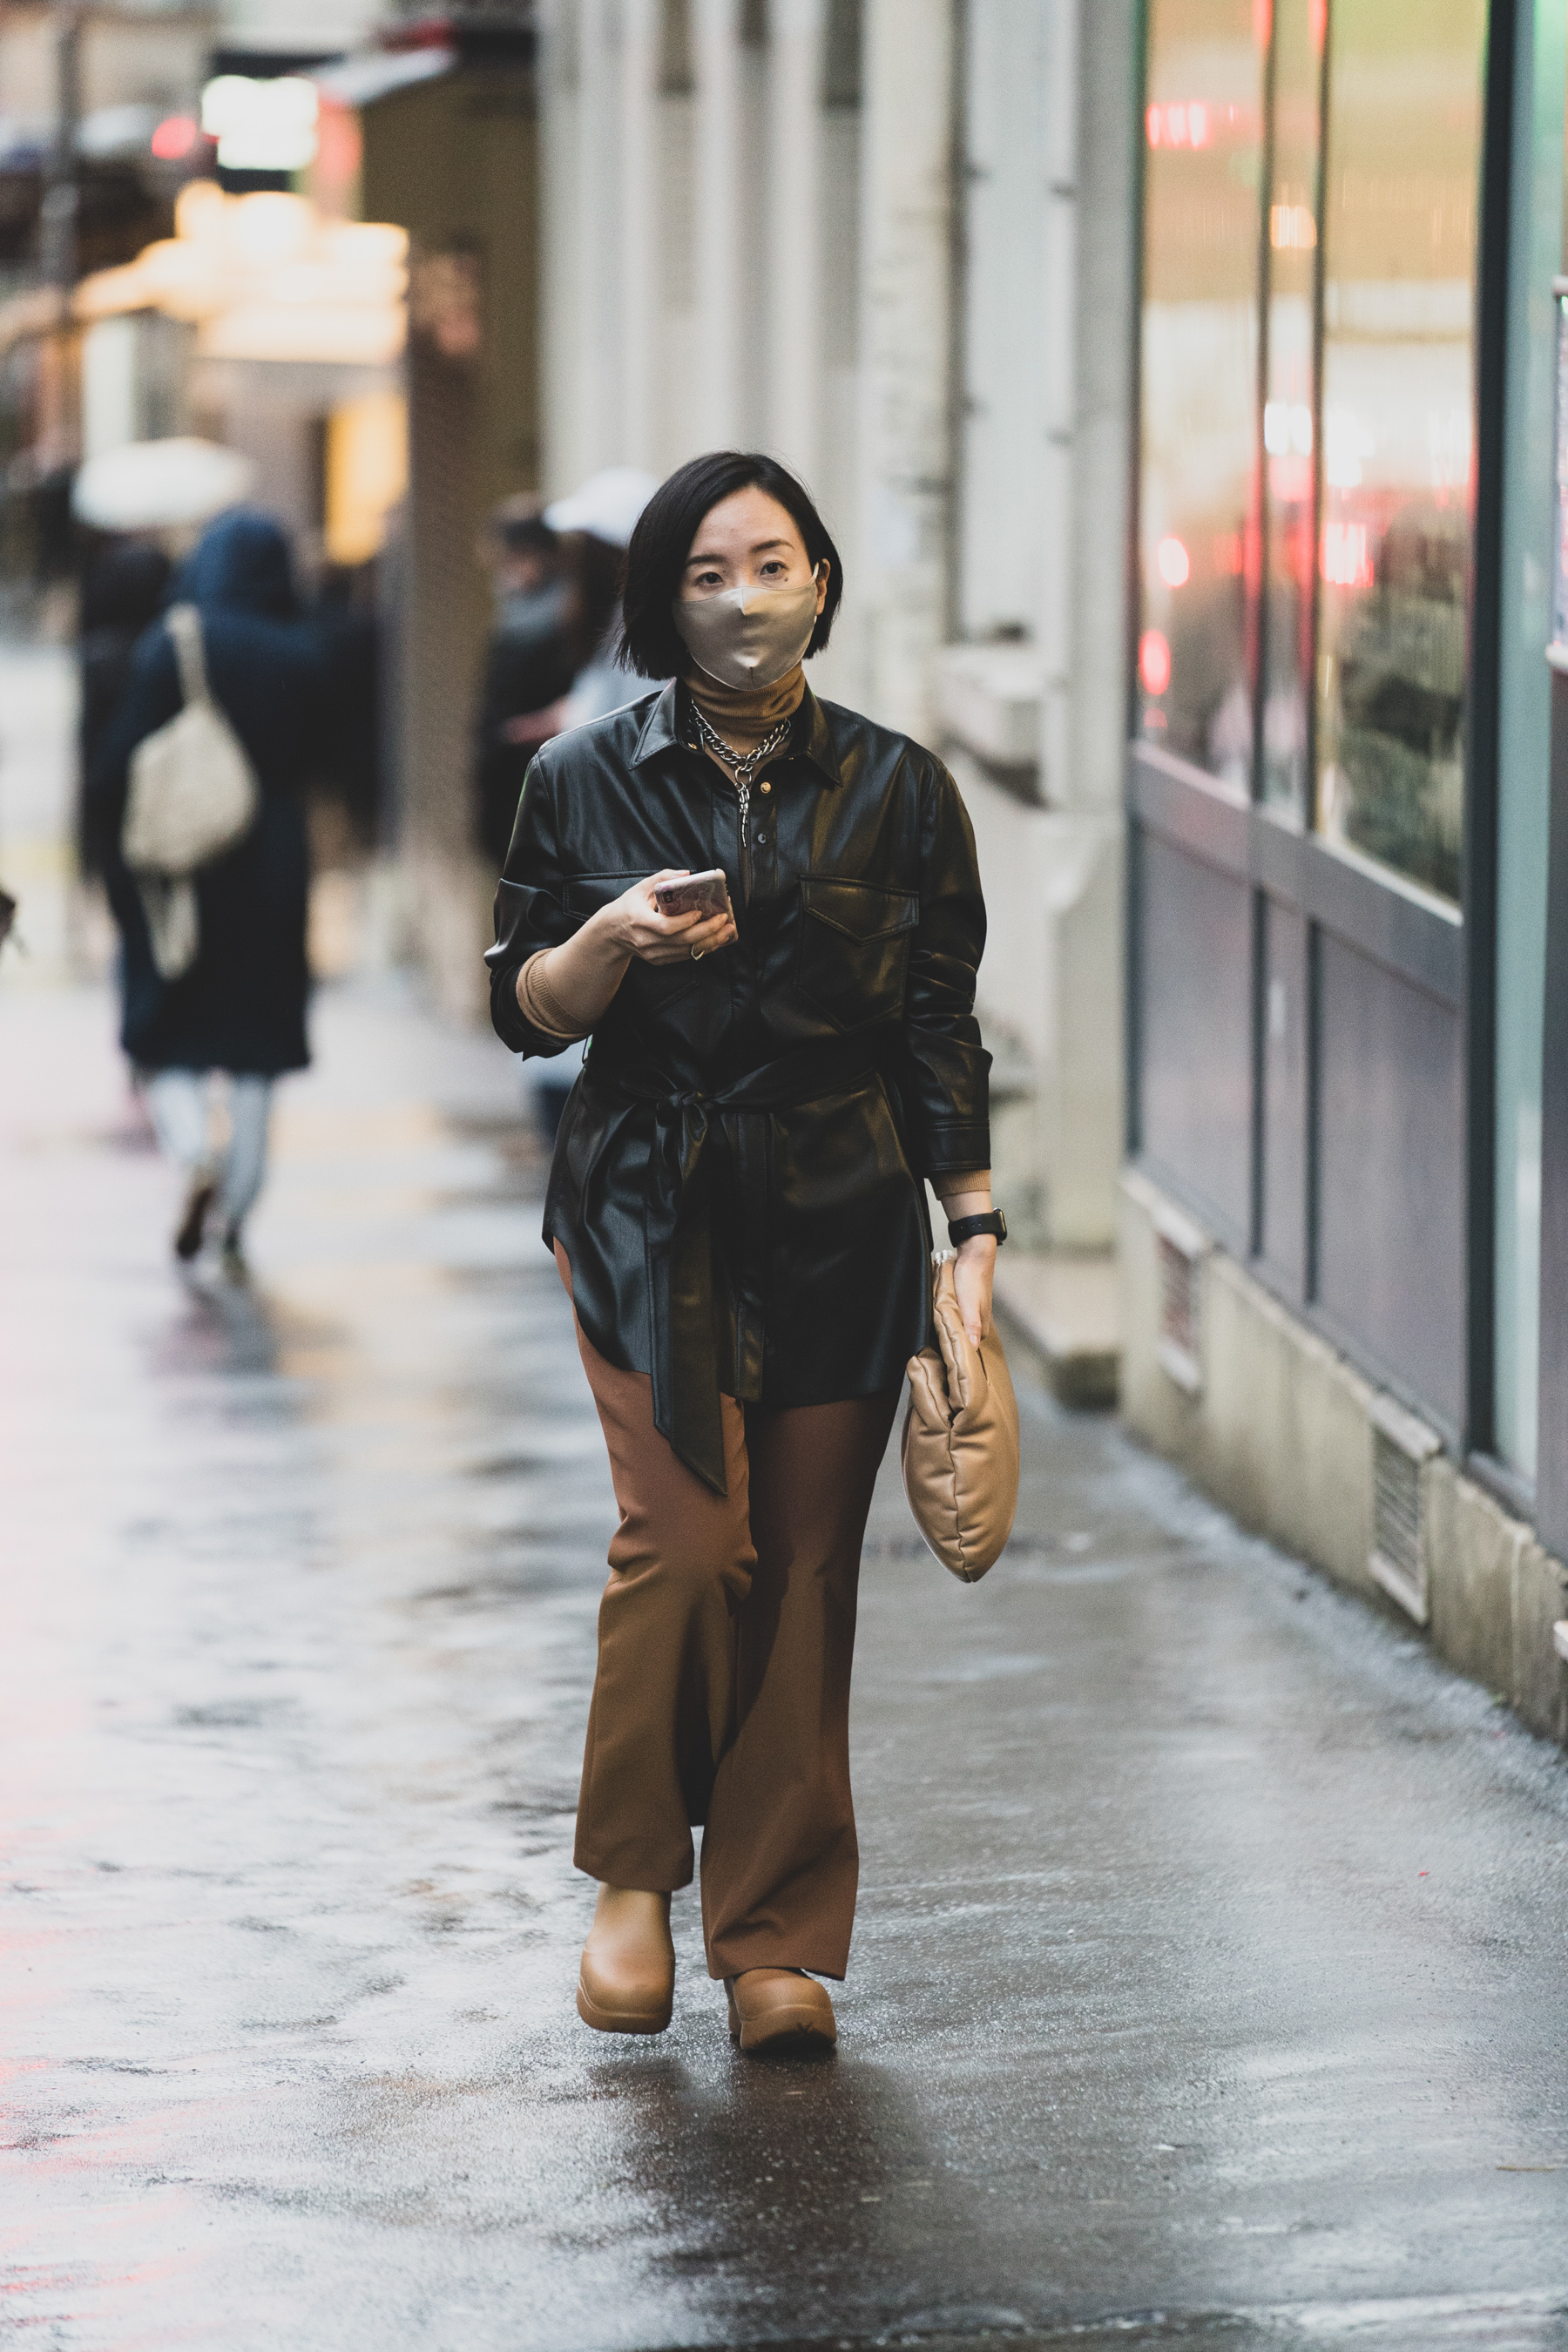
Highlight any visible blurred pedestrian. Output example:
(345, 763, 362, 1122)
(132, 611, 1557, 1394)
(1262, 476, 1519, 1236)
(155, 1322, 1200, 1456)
(314, 560, 383, 853)
(88, 509, 330, 1278)
(488, 453, 997, 2054)
(493, 473, 659, 1147)
(542, 467, 659, 731)
(474, 498, 574, 868)
(497, 471, 659, 769)
(78, 540, 172, 876)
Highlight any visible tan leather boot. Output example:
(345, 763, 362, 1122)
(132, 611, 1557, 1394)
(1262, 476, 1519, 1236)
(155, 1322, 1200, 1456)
(576, 1887, 675, 2035)
(725, 1969, 837, 2052)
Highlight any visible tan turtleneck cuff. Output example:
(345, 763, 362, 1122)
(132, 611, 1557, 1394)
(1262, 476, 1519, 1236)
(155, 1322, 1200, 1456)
(932, 1170, 992, 1202)
(517, 948, 591, 1043)
(686, 664, 806, 773)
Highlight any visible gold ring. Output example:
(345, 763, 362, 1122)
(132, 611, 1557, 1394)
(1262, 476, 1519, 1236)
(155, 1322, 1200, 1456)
(691, 947, 706, 960)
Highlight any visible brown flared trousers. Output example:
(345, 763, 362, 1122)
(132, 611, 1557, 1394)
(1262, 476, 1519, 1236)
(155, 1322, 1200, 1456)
(556, 1246, 898, 1982)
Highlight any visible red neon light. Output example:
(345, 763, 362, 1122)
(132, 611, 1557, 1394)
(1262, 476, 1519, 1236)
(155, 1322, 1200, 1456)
(150, 115, 199, 161)
(1139, 629, 1173, 697)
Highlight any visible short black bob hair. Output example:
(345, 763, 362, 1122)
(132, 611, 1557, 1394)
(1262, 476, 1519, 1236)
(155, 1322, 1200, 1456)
(618, 450, 844, 680)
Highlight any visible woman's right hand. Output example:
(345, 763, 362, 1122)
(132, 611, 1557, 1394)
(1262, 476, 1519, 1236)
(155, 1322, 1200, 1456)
(596, 870, 737, 966)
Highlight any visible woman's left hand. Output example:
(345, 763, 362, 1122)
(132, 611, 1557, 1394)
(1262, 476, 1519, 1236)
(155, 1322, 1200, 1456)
(953, 1235, 997, 1349)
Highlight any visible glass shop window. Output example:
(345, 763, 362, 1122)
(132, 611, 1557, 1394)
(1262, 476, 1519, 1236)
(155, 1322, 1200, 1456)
(1259, 0, 1324, 819)
(1139, 0, 1267, 795)
(1315, 0, 1487, 902)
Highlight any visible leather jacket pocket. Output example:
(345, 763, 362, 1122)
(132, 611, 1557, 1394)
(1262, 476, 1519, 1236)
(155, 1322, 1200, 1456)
(794, 876, 919, 1032)
(566, 873, 703, 1013)
(629, 955, 704, 1016)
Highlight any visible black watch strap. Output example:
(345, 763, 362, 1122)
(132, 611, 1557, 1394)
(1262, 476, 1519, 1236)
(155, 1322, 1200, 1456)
(946, 1208, 1007, 1247)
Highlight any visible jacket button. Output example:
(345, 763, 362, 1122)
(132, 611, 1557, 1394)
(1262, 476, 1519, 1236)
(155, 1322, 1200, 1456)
(760, 781, 772, 794)
(755, 832, 768, 845)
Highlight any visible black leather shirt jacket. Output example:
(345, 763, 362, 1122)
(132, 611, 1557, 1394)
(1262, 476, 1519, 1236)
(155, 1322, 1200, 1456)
(486, 679, 991, 1495)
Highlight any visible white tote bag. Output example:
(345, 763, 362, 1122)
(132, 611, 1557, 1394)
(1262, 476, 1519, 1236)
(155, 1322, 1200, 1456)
(121, 604, 259, 980)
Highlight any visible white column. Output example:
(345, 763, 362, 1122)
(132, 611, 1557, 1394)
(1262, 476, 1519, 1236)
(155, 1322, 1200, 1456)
(955, 0, 1047, 638)
(575, 0, 616, 470)
(857, 0, 955, 743)
(767, 0, 826, 487)
(620, 0, 660, 470)
(693, 0, 743, 451)
(1039, 0, 1078, 803)
(1038, 0, 1133, 1247)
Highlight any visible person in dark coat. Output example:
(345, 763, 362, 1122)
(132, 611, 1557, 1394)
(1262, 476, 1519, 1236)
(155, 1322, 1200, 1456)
(78, 540, 172, 877)
(473, 498, 575, 869)
(87, 508, 330, 1274)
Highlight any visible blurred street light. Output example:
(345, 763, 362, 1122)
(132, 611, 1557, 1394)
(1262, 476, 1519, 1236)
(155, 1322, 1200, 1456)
(199, 77, 320, 175)
(75, 182, 408, 368)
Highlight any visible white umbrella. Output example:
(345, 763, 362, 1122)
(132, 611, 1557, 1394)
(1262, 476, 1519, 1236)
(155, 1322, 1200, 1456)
(71, 437, 257, 533)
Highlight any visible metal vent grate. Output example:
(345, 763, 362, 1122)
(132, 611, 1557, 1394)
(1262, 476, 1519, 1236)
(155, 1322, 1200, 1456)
(1153, 1204, 1206, 1395)
(1368, 1396, 1440, 1625)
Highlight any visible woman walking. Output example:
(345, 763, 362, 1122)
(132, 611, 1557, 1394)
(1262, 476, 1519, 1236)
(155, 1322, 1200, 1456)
(89, 510, 328, 1274)
(488, 453, 1000, 2051)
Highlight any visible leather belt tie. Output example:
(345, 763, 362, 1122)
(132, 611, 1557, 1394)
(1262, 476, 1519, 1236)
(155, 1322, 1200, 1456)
(594, 1034, 886, 1496)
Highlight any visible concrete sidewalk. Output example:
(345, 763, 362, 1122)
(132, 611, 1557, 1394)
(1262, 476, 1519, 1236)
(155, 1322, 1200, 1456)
(3, 978, 1566, 2352)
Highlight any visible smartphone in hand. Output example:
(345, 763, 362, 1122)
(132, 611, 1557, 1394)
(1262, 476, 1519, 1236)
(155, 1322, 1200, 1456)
(653, 869, 733, 923)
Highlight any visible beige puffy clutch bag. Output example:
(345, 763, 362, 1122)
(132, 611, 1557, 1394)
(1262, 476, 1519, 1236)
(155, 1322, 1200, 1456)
(902, 1254, 1020, 1582)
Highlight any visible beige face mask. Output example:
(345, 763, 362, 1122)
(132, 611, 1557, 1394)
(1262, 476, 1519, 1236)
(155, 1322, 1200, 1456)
(671, 572, 822, 691)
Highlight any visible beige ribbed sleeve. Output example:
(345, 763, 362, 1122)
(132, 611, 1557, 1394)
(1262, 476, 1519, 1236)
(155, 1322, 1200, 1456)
(930, 1169, 992, 1200)
(517, 950, 591, 1044)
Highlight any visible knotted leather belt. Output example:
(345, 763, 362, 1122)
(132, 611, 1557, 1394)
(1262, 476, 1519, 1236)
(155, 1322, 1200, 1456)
(590, 1032, 889, 1495)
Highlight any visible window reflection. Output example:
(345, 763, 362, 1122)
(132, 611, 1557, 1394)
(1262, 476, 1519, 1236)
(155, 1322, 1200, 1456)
(1315, 0, 1485, 901)
(1139, 0, 1266, 795)
(1259, 0, 1323, 817)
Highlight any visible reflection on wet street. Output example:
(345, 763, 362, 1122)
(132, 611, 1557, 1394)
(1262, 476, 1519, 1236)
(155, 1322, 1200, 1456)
(4, 982, 1568, 2352)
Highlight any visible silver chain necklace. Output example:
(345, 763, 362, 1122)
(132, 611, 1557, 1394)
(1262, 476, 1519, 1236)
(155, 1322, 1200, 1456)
(687, 701, 792, 794)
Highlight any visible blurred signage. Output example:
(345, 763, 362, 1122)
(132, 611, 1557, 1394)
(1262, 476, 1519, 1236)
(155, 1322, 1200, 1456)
(75, 182, 407, 368)
(326, 392, 408, 565)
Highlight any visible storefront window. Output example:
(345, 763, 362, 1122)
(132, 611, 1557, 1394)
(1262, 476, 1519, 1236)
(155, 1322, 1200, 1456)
(1259, 0, 1323, 818)
(1493, 0, 1567, 1480)
(1139, 0, 1266, 794)
(1314, 0, 1487, 901)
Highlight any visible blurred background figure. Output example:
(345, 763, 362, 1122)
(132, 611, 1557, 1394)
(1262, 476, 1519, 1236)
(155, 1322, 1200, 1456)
(471, 472, 656, 868)
(476, 469, 657, 1146)
(473, 497, 573, 868)
(542, 467, 659, 732)
(86, 506, 329, 1278)
(77, 540, 172, 878)
(311, 555, 386, 952)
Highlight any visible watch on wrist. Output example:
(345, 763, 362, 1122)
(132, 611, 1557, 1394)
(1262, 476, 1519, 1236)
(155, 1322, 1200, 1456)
(946, 1207, 1007, 1247)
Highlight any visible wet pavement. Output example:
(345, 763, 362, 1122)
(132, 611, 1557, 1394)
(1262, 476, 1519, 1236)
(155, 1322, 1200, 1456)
(4, 977, 1568, 2352)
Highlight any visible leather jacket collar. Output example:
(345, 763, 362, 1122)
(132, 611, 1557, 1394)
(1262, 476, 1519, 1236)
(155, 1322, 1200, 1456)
(631, 678, 845, 787)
